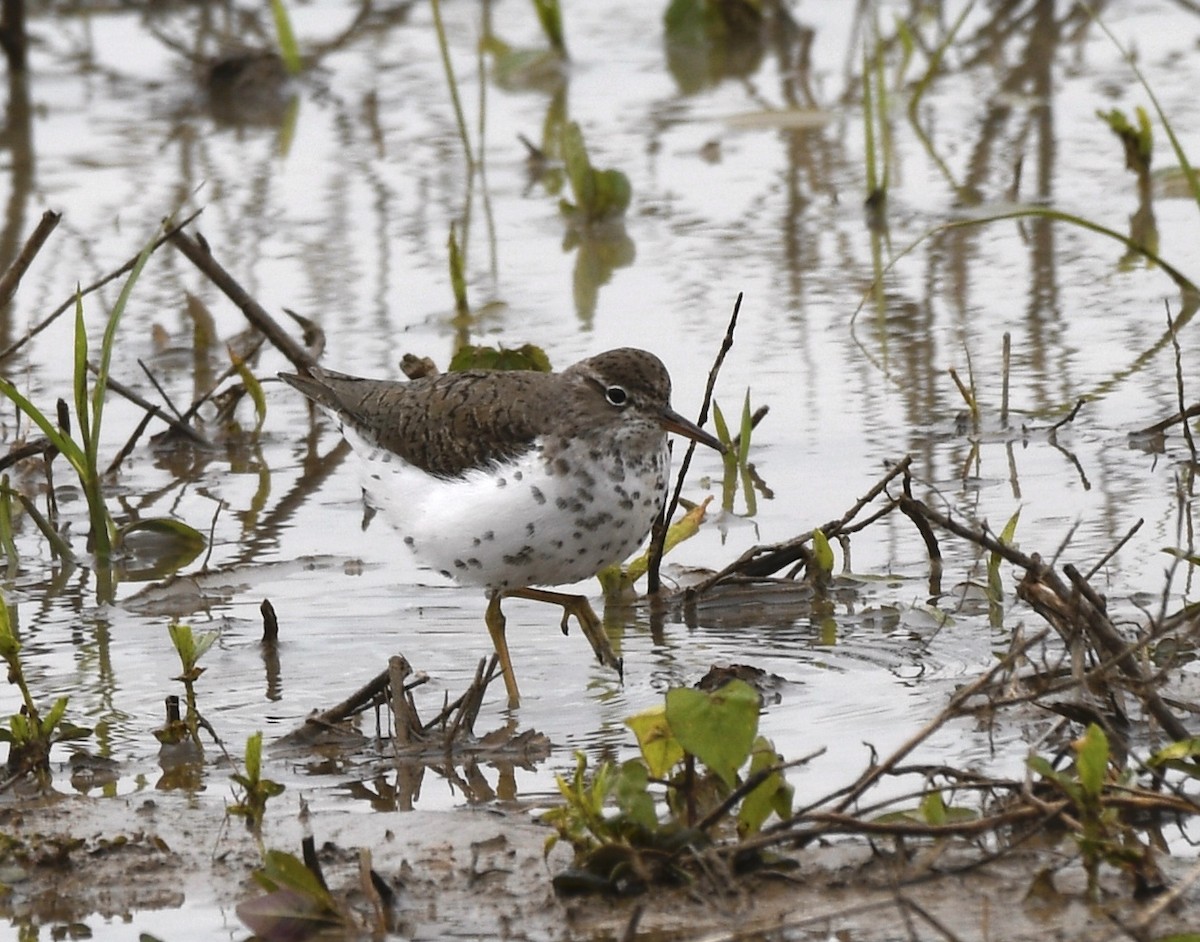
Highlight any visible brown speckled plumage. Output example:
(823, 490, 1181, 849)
(280, 348, 686, 480)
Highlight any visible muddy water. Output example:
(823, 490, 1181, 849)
(3, 0, 1200, 937)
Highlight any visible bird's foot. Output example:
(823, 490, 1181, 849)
(502, 587, 622, 677)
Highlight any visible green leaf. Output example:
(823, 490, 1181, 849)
(987, 508, 1020, 626)
(614, 496, 713, 587)
(448, 344, 552, 373)
(613, 759, 656, 831)
(1097, 105, 1153, 173)
(737, 389, 753, 467)
(737, 737, 791, 835)
(665, 680, 759, 789)
(712, 400, 738, 511)
(562, 122, 592, 211)
(193, 630, 219, 663)
(998, 507, 1021, 545)
(73, 291, 91, 462)
(920, 789, 947, 825)
(41, 696, 68, 736)
(0, 479, 18, 570)
(55, 721, 92, 743)
(119, 517, 207, 551)
(10, 713, 31, 742)
(1027, 754, 1076, 795)
(1162, 547, 1200, 567)
(711, 400, 731, 447)
(0, 592, 19, 660)
(0, 376, 86, 475)
(625, 704, 684, 778)
(1148, 737, 1200, 767)
(92, 231, 157, 461)
(167, 622, 217, 671)
(245, 731, 264, 780)
(531, 0, 567, 55)
(81, 218, 164, 481)
(168, 622, 196, 666)
(254, 850, 337, 907)
(1075, 723, 1109, 799)
(1026, 755, 1055, 777)
(810, 528, 834, 576)
(987, 508, 1020, 596)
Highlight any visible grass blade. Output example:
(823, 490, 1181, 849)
(0, 377, 86, 474)
(91, 223, 163, 459)
(0, 483, 76, 563)
(269, 0, 303, 77)
(72, 291, 90, 463)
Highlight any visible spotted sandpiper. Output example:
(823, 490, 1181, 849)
(280, 348, 723, 705)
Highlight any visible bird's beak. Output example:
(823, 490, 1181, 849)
(659, 407, 726, 454)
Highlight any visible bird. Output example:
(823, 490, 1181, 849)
(279, 347, 724, 706)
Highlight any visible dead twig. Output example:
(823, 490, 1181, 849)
(86, 362, 208, 447)
(687, 455, 912, 594)
(1085, 518, 1143, 582)
(648, 292, 741, 594)
(0, 209, 60, 308)
(1049, 397, 1086, 432)
(829, 627, 1050, 816)
(899, 494, 1190, 742)
(0, 209, 202, 365)
(1132, 403, 1200, 438)
(388, 655, 415, 746)
(0, 437, 54, 473)
(1108, 854, 1200, 940)
(169, 228, 316, 372)
(1166, 300, 1198, 466)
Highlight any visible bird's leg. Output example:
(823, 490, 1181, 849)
(485, 591, 522, 707)
(501, 587, 624, 681)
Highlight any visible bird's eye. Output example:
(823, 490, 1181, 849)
(605, 385, 629, 407)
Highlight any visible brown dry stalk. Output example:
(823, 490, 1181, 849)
(169, 227, 316, 372)
(0, 209, 60, 308)
(687, 455, 913, 594)
(648, 291, 742, 594)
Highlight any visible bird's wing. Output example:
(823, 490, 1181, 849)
(280, 367, 551, 479)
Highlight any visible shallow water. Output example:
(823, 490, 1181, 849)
(3, 0, 1200, 936)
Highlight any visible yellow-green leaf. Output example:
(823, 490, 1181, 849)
(811, 528, 834, 576)
(1075, 723, 1109, 799)
(625, 704, 684, 778)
